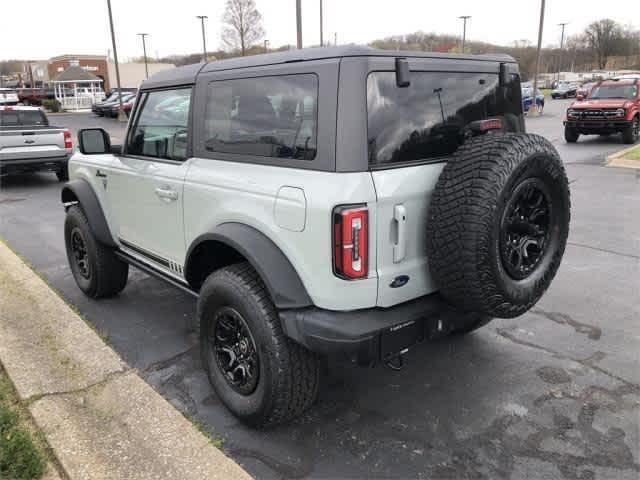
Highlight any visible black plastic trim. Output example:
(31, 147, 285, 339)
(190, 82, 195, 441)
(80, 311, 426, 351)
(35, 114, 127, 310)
(115, 250, 197, 298)
(279, 293, 482, 364)
(61, 179, 116, 247)
(185, 223, 313, 309)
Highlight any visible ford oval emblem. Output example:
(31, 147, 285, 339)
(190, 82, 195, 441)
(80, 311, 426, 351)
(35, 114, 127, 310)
(390, 275, 409, 288)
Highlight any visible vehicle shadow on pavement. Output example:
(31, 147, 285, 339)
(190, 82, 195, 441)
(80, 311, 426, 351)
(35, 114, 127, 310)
(0, 173, 61, 192)
(137, 313, 640, 480)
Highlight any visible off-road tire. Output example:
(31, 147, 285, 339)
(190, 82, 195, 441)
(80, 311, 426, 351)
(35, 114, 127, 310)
(564, 126, 579, 143)
(64, 205, 128, 298)
(198, 262, 320, 427)
(621, 116, 639, 144)
(426, 133, 570, 318)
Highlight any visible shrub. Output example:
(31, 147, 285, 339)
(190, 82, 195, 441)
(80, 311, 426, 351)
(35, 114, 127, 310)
(42, 99, 61, 113)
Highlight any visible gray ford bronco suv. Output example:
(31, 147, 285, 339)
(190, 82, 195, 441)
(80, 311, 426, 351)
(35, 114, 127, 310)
(62, 46, 570, 427)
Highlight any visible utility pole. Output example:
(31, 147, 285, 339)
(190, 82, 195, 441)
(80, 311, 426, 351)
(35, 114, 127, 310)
(137, 33, 149, 79)
(334, 32, 337, 46)
(106, 0, 126, 122)
(319, 0, 324, 47)
(196, 15, 208, 62)
(296, 0, 302, 49)
(264, 39, 269, 52)
(557, 22, 569, 83)
(459, 16, 471, 53)
(529, 0, 546, 117)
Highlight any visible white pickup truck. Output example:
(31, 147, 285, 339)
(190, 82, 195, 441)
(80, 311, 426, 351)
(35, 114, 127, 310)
(0, 106, 72, 181)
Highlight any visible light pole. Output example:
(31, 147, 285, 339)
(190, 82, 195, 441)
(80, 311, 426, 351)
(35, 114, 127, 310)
(529, 0, 546, 117)
(458, 16, 471, 53)
(137, 33, 149, 79)
(264, 39, 269, 52)
(296, 0, 302, 49)
(557, 22, 569, 83)
(196, 15, 208, 62)
(106, 0, 126, 122)
(319, 0, 324, 47)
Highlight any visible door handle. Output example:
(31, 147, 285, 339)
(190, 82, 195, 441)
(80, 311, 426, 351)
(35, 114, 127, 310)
(154, 186, 178, 201)
(393, 204, 407, 263)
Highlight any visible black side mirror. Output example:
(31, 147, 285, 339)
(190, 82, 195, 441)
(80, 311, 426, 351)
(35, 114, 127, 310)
(78, 128, 111, 154)
(395, 58, 411, 88)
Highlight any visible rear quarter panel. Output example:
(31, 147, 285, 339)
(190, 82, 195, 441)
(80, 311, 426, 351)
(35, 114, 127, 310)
(183, 160, 379, 310)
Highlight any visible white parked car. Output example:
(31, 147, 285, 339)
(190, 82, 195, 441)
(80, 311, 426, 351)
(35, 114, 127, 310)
(0, 88, 19, 105)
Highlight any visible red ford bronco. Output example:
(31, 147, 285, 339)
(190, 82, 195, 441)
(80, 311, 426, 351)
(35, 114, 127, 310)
(564, 78, 640, 144)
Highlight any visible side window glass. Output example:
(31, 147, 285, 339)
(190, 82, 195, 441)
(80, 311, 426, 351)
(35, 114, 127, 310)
(204, 74, 318, 160)
(127, 88, 191, 160)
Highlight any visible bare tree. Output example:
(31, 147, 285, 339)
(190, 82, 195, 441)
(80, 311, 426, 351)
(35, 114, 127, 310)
(584, 19, 622, 69)
(221, 0, 265, 56)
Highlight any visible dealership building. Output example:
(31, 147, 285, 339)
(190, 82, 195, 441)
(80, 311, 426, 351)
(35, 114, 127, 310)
(44, 54, 175, 92)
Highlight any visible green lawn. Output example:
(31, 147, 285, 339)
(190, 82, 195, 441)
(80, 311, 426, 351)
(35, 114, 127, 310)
(0, 368, 47, 480)
(622, 145, 640, 161)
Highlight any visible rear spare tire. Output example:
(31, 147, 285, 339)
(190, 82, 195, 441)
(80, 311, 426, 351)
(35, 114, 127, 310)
(426, 133, 570, 318)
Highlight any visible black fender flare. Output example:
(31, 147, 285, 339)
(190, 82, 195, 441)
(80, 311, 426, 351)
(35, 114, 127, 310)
(61, 179, 116, 247)
(185, 223, 313, 309)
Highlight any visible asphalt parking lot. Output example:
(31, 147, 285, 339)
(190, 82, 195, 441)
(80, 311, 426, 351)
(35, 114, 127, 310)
(1, 99, 639, 479)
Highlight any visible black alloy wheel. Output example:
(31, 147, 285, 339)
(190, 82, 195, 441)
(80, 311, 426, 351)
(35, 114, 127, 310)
(70, 228, 91, 280)
(500, 178, 552, 280)
(208, 306, 260, 396)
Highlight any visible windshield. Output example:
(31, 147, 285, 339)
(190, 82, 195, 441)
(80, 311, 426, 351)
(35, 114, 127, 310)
(589, 84, 638, 99)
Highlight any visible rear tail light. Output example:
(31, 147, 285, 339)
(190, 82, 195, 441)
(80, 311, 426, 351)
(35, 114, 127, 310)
(63, 130, 72, 149)
(468, 118, 503, 133)
(333, 205, 368, 280)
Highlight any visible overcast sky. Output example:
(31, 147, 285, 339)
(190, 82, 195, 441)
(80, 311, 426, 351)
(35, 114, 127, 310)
(1, 0, 637, 61)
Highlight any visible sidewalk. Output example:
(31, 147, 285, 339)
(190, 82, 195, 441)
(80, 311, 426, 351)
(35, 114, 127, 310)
(0, 240, 252, 480)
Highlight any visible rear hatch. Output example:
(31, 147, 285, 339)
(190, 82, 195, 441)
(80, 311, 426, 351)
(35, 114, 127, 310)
(367, 69, 523, 307)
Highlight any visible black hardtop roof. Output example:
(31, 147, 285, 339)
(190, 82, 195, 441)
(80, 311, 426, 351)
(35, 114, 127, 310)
(141, 45, 516, 89)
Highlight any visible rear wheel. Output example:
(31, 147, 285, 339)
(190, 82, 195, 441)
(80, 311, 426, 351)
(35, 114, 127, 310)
(622, 116, 639, 144)
(198, 262, 320, 427)
(64, 205, 128, 298)
(565, 126, 579, 143)
(426, 133, 570, 319)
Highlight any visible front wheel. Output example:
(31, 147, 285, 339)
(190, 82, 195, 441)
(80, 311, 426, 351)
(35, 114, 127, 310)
(198, 263, 320, 427)
(565, 126, 579, 143)
(622, 116, 639, 144)
(64, 205, 128, 298)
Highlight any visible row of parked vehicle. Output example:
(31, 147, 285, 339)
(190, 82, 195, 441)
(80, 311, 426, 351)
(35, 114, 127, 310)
(91, 90, 137, 118)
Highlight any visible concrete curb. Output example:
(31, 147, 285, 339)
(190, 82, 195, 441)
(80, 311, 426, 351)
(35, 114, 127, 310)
(606, 144, 640, 169)
(0, 240, 252, 480)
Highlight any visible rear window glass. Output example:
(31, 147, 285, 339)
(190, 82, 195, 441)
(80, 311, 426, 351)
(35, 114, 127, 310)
(367, 71, 522, 166)
(0, 110, 48, 126)
(203, 74, 318, 160)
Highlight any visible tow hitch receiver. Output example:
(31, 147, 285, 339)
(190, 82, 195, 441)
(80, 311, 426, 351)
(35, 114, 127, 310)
(381, 316, 453, 370)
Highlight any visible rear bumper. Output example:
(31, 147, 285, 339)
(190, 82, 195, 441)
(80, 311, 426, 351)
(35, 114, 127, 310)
(279, 293, 486, 365)
(0, 155, 69, 175)
(564, 119, 631, 133)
